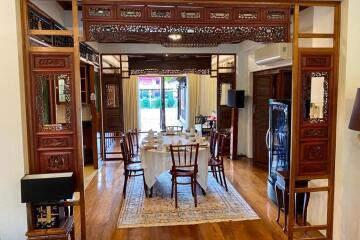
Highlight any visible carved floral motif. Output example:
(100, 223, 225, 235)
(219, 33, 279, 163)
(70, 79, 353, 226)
(88, 24, 287, 47)
(89, 7, 111, 17)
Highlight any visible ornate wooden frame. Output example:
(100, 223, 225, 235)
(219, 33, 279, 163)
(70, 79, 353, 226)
(82, 2, 291, 46)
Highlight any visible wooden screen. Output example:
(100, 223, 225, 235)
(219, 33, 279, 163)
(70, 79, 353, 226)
(288, 3, 340, 240)
(28, 53, 82, 188)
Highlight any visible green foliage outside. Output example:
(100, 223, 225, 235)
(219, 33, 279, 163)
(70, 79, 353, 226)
(139, 89, 177, 109)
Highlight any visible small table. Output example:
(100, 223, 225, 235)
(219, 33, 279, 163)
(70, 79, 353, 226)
(275, 171, 310, 232)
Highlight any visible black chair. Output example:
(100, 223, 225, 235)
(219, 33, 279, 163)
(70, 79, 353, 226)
(126, 130, 141, 163)
(208, 132, 228, 191)
(120, 136, 148, 198)
(170, 144, 199, 208)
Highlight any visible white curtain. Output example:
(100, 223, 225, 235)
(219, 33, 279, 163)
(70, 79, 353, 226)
(199, 75, 217, 116)
(186, 74, 200, 129)
(122, 75, 139, 131)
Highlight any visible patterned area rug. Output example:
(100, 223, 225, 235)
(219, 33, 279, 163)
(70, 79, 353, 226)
(117, 172, 259, 228)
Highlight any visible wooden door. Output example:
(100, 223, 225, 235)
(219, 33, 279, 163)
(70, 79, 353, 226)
(253, 73, 275, 168)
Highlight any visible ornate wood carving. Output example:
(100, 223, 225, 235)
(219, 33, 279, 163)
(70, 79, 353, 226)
(300, 128, 328, 138)
(82, 3, 290, 46)
(28, 2, 99, 65)
(297, 51, 335, 177)
(87, 24, 288, 47)
(38, 135, 73, 148)
(39, 151, 73, 172)
(29, 53, 79, 184)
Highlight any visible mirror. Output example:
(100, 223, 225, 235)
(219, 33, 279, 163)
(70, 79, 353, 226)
(105, 84, 120, 108)
(220, 83, 232, 106)
(36, 73, 72, 131)
(303, 72, 328, 122)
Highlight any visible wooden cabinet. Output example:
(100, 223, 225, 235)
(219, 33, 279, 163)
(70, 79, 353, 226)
(252, 68, 292, 168)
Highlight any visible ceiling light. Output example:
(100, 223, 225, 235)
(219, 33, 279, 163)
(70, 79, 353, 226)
(168, 33, 182, 41)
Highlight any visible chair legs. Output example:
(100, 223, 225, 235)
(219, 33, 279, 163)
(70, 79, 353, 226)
(123, 170, 148, 199)
(171, 176, 198, 208)
(209, 163, 228, 191)
(123, 171, 129, 198)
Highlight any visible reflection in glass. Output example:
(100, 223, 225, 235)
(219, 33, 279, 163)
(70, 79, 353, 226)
(105, 84, 119, 108)
(303, 72, 328, 122)
(220, 83, 231, 106)
(36, 73, 72, 131)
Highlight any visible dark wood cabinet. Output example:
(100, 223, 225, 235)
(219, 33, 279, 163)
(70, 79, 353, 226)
(252, 68, 292, 168)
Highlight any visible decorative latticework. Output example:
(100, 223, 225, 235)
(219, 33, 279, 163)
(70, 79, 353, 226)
(87, 24, 288, 47)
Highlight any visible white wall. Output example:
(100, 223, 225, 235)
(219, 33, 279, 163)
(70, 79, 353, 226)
(31, 0, 65, 26)
(333, 0, 360, 239)
(0, 0, 28, 239)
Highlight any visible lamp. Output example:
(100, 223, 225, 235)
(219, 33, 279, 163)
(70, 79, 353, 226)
(349, 88, 360, 141)
(227, 90, 245, 108)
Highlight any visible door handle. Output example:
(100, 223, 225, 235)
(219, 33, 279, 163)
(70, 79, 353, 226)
(266, 129, 270, 150)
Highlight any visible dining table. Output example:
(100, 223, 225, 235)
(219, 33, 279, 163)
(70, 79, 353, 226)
(140, 134, 210, 194)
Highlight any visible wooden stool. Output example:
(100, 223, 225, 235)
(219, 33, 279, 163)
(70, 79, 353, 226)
(26, 216, 74, 240)
(275, 171, 310, 232)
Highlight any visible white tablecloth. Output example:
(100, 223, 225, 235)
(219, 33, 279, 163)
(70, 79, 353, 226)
(140, 135, 210, 191)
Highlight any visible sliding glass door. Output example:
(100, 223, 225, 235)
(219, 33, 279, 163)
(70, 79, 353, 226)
(139, 76, 181, 131)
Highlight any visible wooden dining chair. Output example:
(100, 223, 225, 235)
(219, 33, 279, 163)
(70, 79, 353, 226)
(120, 136, 148, 198)
(126, 130, 141, 163)
(169, 144, 199, 208)
(208, 133, 228, 191)
(166, 125, 183, 132)
(127, 128, 139, 157)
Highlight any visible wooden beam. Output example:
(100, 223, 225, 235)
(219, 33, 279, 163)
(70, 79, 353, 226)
(299, 33, 334, 39)
(29, 29, 73, 36)
(29, 47, 74, 53)
(295, 187, 329, 193)
(72, 0, 87, 239)
(293, 225, 328, 232)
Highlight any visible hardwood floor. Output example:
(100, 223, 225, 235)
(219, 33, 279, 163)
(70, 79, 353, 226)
(77, 158, 290, 240)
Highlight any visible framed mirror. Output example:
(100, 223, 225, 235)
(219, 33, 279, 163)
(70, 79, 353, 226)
(35, 73, 72, 131)
(302, 72, 329, 123)
(220, 83, 232, 106)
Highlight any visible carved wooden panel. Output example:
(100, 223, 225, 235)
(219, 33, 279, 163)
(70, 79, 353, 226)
(118, 6, 145, 21)
(37, 135, 73, 148)
(300, 128, 328, 138)
(29, 53, 80, 190)
(262, 8, 290, 22)
(33, 56, 70, 69)
(206, 8, 232, 21)
(84, 5, 115, 19)
(300, 142, 328, 163)
(297, 50, 335, 177)
(39, 151, 73, 172)
(301, 55, 333, 69)
(234, 7, 261, 22)
(176, 7, 204, 22)
(148, 7, 175, 20)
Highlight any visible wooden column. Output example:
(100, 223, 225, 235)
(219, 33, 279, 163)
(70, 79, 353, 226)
(72, 0, 86, 239)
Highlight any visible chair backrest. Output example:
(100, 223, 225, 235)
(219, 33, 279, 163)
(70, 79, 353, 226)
(170, 144, 199, 172)
(166, 126, 183, 132)
(213, 133, 227, 162)
(120, 136, 131, 167)
(126, 129, 139, 157)
(209, 130, 217, 156)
